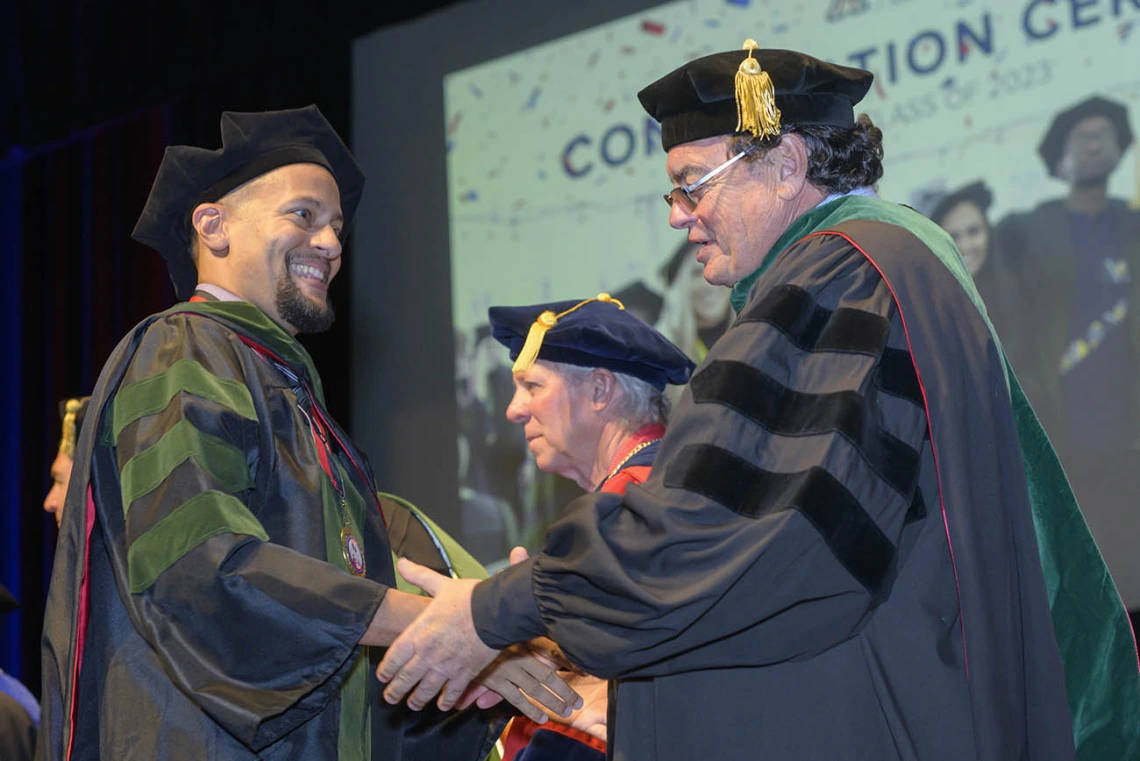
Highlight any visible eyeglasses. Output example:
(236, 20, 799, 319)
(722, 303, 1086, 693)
(663, 149, 751, 213)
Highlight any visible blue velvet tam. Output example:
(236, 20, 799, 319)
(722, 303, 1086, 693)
(488, 295, 696, 391)
(131, 105, 365, 300)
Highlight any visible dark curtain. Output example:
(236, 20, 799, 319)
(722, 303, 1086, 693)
(0, 106, 175, 696)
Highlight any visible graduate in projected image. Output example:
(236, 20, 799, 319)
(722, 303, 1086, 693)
(995, 96, 1140, 447)
(654, 239, 734, 365)
(927, 181, 1021, 352)
(455, 326, 519, 563)
(994, 95, 1140, 612)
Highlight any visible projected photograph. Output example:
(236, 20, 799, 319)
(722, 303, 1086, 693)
(443, 0, 1140, 601)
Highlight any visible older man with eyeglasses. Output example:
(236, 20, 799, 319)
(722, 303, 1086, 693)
(375, 43, 1140, 761)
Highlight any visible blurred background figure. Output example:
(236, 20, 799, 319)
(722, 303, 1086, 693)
(456, 327, 520, 563)
(610, 280, 664, 326)
(466, 324, 531, 530)
(930, 181, 998, 283)
(928, 181, 1021, 348)
(655, 240, 734, 366)
(994, 94, 1140, 612)
(0, 584, 37, 761)
(42, 397, 90, 529)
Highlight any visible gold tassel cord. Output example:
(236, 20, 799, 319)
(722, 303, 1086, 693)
(511, 293, 626, 374)
(594, 292, 626, 311)
(512, 310, 558, 375)
(734, 39, 781, 139)
(59, 398, 83, 457)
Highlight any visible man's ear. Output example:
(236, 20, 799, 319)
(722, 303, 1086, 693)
(590, 369, 617, 410)
(770, 134, 811, 201)
(191, 202, 230, 257)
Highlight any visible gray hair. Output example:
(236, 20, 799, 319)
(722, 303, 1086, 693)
(554, 362, 671, 428)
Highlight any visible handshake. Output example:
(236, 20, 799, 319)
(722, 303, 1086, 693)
(374, 549, 606, 741)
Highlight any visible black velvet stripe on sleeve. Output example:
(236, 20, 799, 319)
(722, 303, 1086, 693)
(735, 283, 891, 357)
(877, 348, 924, 408)
(664, 443, 896, 597)
(905, 488, 927, 525)
(690, 360, 921, 498)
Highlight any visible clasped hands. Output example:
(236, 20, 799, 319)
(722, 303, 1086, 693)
(375, 555, 583, 725)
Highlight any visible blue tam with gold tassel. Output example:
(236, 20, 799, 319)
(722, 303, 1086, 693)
(488, 294, 695, 391)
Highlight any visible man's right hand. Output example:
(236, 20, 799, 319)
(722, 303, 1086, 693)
(376, 558, 581, 724)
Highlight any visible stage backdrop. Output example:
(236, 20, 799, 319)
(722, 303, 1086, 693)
(353, 0, 1140, 597)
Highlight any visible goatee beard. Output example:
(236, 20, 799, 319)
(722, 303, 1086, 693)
(277, 255, 336, 334)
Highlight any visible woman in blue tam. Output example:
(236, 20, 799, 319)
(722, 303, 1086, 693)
(487, 293, 694, 761)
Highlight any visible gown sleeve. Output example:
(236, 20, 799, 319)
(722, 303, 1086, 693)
(472, 234, 930, 679)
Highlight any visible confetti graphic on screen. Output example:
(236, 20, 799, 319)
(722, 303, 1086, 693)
(442, 0, 1139, 334)
(432, 0, 1140, 591)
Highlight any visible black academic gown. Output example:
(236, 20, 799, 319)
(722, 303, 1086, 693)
(469, 196, 1131, 760)
(994, 198, 1140, 447)
(38, 299, 498, 761)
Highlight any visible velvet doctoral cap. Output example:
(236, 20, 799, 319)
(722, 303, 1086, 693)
(639, 46, 874, 151)
(131, 105, 365, 300)
(1037, 95, 1134, 177)
(489, 296, 695, 390)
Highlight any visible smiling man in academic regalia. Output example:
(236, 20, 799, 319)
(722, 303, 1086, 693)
(373, 46, 1140, 761)
(37, 105, 576, 761)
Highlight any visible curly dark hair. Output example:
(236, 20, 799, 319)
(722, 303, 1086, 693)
(727, 113, 884, 194)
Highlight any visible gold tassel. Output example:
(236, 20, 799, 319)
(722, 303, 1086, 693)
(734, 39, 781, 139)
(59, 398, 83, 457)
(511, 293, 626, 374)
(512, 310, 558, 374)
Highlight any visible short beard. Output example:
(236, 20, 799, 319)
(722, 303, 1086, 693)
(277, 254, 336, 334)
